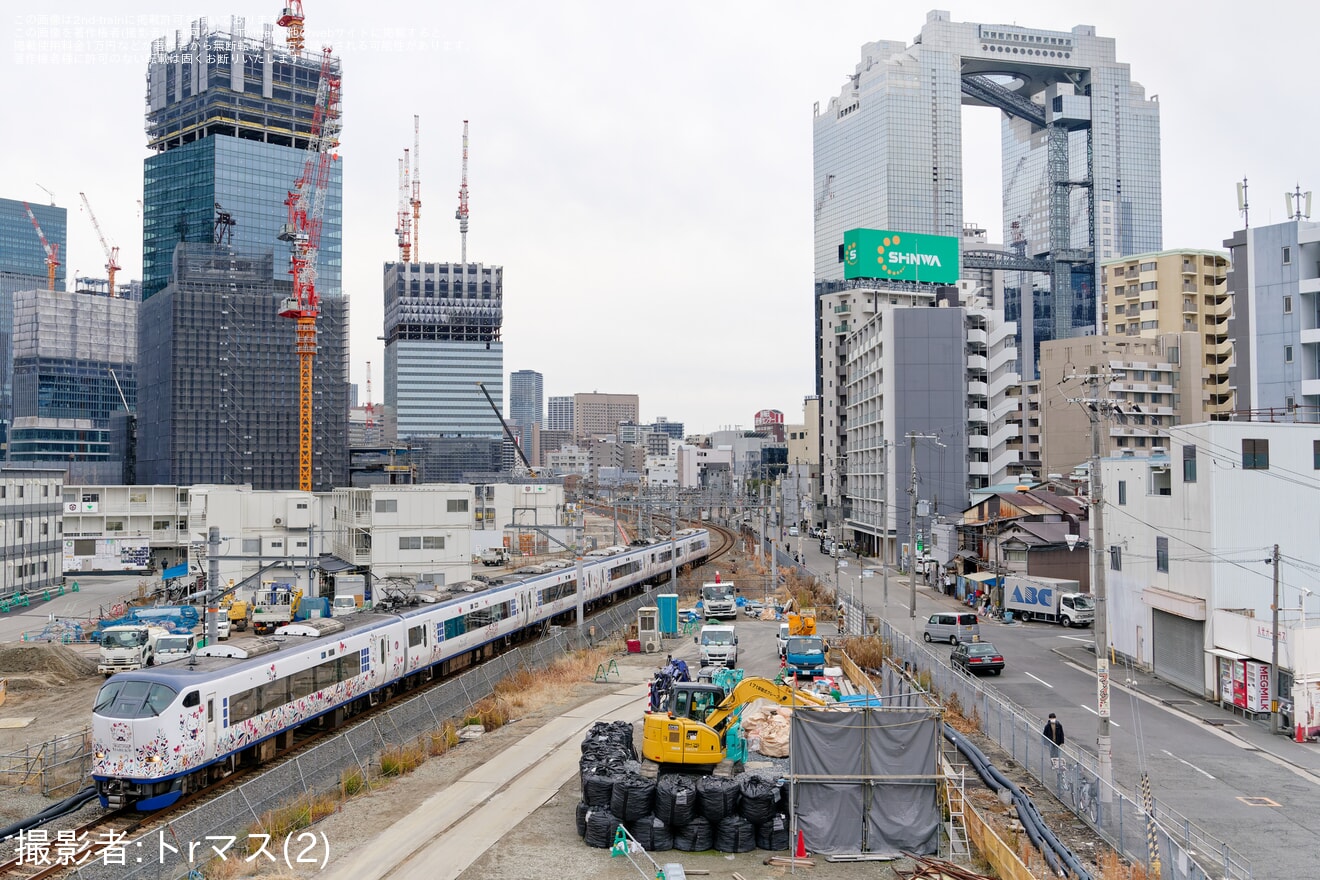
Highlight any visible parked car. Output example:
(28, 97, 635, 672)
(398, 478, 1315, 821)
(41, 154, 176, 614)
(951, 641, 1004, 676)
(776, 623, 790, 658)
(922, 612, 981, 645)
(788, 526, 799, 537)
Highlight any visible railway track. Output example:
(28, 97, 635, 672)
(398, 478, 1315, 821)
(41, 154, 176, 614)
(2, 520, 732, 878)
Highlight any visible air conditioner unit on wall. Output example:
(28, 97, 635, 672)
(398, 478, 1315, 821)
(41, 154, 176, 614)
(274, 516, 284, 526)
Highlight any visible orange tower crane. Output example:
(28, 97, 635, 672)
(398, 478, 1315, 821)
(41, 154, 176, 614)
(79, 192, 121, 295)
(22, 201, 60, 290)
(277, 0, 305, 57)
(278, 47, 342, 491)
(410, 115, 422, 261)
(456, 120, 470, 265)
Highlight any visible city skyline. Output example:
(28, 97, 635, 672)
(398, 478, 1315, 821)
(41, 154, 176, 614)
(3, 1, 1315, 433)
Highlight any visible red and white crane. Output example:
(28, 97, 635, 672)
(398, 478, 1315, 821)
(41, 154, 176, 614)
(79, 192, 122, 295)
(364, 360, 376, 434)
(456, 119, 470, 265)
(277, 0, 305, 57)
(277, 46, 342, 491)
(395, 149, 412, 262)
(410, 115, 422, 262)
(22, 201, 60, 291)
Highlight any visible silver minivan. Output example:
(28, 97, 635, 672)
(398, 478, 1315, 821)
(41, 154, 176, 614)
(922, 612, 980, 645)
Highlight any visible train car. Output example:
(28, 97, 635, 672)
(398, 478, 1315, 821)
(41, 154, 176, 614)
(91, 529, 709, 809)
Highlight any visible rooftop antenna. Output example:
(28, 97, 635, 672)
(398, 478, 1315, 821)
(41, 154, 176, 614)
(456, 119, 470, 265)
(1286, 183, 1312, 222)
(1236, 177, 1249, 229)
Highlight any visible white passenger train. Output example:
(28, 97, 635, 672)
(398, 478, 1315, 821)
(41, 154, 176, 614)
(92, 530, 709, 809)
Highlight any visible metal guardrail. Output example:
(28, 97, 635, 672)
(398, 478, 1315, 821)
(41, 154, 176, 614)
(876, 619, 1252, 880)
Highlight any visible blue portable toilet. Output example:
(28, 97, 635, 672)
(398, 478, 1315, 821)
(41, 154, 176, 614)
(657, 593, 679, 637)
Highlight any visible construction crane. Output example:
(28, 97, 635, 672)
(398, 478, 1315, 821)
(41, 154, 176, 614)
(278, 47, 342, 492)
(410, 115, 422, 262)
(22, 201, 60, 290)
(476, 382, 536, 477)
(364, 361, 376, 434)
(395, 150, 413, 262)
(456, 119, 470, 265)
(79, 192, 122, 295)
(36, 184, 55, 205)
(277, 0, 305, 57)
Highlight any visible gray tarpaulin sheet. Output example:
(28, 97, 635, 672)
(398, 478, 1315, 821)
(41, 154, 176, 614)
(791, 707, 940, 855)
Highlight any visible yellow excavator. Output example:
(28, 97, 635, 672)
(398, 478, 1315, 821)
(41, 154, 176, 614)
(641, 676, 825, 770)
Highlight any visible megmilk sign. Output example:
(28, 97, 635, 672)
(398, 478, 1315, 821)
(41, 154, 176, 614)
(843, 228, 960, 284)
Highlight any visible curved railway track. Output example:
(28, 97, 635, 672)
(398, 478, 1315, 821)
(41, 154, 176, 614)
(1, 519, 735, 877)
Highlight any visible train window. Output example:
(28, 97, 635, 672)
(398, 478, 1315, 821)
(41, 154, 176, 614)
(231, 688, 258, 723)
(380, 639, 386, 665)
(94, 680, 181, 718)
(445, 615, 468, 640)
(290, 667, 316, 700)
(408, 625, 425, 648)
(337, 652, 361, 681)
(315, 660, 338, 690)
(261, 681, 290, 714)
(183, 691, 200, 708)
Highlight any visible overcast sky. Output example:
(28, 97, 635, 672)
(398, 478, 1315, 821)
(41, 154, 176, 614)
(3, 1, 1313, 435)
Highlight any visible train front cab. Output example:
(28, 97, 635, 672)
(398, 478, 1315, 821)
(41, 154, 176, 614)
(92, 676, 220, 810)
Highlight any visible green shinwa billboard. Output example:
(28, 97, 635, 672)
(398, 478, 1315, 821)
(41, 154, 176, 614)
(842, 229, 960, 284)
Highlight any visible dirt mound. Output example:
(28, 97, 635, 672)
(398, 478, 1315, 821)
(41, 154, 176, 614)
(0, 644, 96, 684)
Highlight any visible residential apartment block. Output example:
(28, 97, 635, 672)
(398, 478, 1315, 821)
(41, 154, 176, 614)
(1101, 250, 1233, 420)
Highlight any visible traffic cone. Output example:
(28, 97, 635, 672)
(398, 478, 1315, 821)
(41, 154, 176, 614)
(795, 828, 807, 858)
(1298, 723, 1306, 744)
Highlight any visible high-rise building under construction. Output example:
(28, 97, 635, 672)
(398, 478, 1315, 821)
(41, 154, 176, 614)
(382, 261, 504, 443)
(136, 18, 348, 490)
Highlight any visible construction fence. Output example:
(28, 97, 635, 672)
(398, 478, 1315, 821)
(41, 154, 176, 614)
(0, 728, 93, 798)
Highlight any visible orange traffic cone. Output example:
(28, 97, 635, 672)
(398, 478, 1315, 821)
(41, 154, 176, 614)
(1298, 723, 1306, 744)
(795, 828, 807, 858)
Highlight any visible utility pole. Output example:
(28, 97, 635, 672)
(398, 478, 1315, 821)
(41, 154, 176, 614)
(1271, 543, 1281, 735)
(206, 527, 221, 646)
(1067, 367, 1121, 801)
(906, 433, 942, 618)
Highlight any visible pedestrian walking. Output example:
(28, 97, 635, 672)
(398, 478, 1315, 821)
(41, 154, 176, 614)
(1043, 713, 1065, 758)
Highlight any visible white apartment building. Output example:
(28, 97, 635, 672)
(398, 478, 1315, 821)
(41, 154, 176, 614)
(1102, 421, 1320, 699)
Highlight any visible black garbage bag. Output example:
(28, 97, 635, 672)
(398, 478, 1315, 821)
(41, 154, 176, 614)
(736, 773, 780, 825)
(695, 775, 740, 824)
(755, 812, 790, 851)
(610, 772, 656, 824)
(575, 800, 590, 838)
(627, 814, 672, 852)
(583, 807, 623, 849)
(655, 774, 698, 827)
(581, 769, 616, 807)
(715, 814, 757, 853)
(672, 815, 712, 852)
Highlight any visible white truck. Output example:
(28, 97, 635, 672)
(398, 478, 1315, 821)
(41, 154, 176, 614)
(1004, 575, 1094, 627)
(480, 546, 510, 566)
(700, 582, 737, 621)
(331, 574, 367, 617)
(696, 624, 739, 668)
(153, 633, 198, 665)
(97, 624, 170, 676)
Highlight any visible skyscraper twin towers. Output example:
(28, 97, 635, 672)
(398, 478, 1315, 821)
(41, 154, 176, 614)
(814, 10, 1161, 367)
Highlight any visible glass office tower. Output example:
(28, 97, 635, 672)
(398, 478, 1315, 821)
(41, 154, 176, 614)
(509, 370, 544, 429)
(137, 18, 347, 489)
